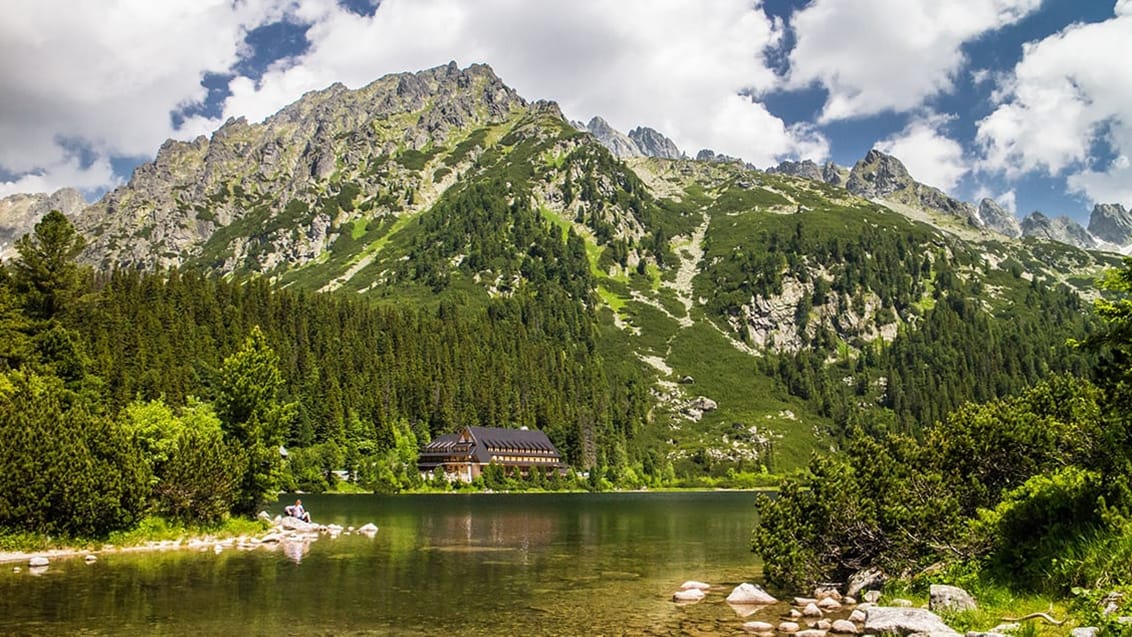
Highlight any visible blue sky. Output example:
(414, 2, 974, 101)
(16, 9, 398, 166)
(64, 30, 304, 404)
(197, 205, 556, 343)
(2, 0, 1130, 226)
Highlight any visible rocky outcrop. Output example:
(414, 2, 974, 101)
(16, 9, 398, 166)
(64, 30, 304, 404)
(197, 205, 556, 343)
(1088, 203, 1132, 246)
(976, 198, 1022, 238)
(846, 150, 975, 222)
(1021, 212, 1096, 249)
(584, 116, 641, 158)
(769, 159, 826, 182)
(0, 187, 87, 259)
(768, 159, 848, 186)
(579, 119, 683, 160)
(74, 62, 529, 272)
(695, 148, 742, 164)
(628, 126, 682, 159)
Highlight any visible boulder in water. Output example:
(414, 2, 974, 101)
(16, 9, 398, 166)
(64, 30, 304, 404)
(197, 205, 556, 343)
(726, 582, 777, 605)
(673, 588, 706, 602)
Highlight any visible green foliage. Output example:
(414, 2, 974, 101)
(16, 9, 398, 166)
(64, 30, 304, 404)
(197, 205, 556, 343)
(753, 375, 1108, 592)
(1072, 586, 1132, 637)
(215, 326, 296, 513)
(153, 426, 242, 524)
(11, 210, 87, 320)
(972, 467, 1107, 591)
(0, 371, 149, 537)
(283, 442, 344, 493)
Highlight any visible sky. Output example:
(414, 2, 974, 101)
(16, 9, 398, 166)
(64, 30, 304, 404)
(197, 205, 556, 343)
(1, 0, 1129, 225)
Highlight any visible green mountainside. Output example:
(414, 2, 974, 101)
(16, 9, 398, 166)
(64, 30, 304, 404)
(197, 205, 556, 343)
(20, 63, 1125, 476)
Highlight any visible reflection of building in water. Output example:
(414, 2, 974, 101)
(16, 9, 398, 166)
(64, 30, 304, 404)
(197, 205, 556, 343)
(283, 539, 311, 564)
(417, 426, 564, 482)
(430, 509, 558, 557)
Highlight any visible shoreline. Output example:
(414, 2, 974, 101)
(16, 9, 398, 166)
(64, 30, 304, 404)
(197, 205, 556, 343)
(1, 533, 267, 566)
(1, 515, 377, 567)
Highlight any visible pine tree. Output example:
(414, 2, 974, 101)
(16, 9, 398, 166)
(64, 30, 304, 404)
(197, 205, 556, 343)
(215, 326, 296, 513)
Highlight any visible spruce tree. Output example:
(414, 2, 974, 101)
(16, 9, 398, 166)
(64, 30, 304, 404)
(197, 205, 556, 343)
(215, 326, 296, 513)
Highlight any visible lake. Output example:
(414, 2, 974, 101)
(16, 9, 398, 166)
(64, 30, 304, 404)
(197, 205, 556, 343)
(0, 491, 771, 635)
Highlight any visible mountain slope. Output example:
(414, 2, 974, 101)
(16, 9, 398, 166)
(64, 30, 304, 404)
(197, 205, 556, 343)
(9, 63, 1121, 473)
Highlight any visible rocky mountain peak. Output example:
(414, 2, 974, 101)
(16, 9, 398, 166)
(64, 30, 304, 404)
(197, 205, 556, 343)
(579, 118, 683, 160)
(583, 117, 643, 158)
(74, 62, 534, 271)
(1021, 212, 1096, 248)
(768, 159, 825, 181)
(846, 149, 915, 199)
(1088, 203, 1132, 245)
(846, 149, 974, 221)
(768, 159, 849, 186)
(976, 198, 1022, 238)
(0, 187, 87, 259)
(628, 126, 682, 159)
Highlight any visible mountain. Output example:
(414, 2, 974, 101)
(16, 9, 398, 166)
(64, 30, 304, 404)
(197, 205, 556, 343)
(975, 198, 1022, 238)
(628, 126, 682, 159)
(1088, 203, 1132, 246)
(768, 159, 848, 186)
(1021, 212, 1096, 248)
(76, 61, 529, 272)
(0, 187, 86, 259)
(4, 62, 1120, 473)
(844, 149, 976, 222)
(578, 117, 683, 159)
(580, 116, 641, 158)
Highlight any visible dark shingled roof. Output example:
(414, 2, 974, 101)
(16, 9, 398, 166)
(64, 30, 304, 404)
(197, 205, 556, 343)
(418, 426, 562, 469)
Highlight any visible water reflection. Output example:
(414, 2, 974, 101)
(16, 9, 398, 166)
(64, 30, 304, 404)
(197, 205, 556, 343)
(0, 492, 763, 636)
(282, 539, 311, 564)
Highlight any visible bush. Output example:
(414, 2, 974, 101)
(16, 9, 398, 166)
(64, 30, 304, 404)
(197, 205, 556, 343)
(0, 371, 150, 537)
(153, 428, 243, 524)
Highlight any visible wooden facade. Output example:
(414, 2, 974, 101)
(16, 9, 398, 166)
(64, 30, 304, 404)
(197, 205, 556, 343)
(417, 426, 564, 483)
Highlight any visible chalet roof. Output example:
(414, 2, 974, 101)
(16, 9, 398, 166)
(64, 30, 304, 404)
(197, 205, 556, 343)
(419, 426, 560, 466)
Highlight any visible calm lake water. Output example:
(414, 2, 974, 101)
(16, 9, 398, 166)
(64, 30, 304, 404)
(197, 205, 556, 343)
(0, 492, 770, 635)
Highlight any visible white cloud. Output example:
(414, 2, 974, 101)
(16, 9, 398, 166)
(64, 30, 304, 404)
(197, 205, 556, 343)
(220, 0, 826, 167)
(876, 114, 968, 193)
(787, 0, 1041, 121)
(0, 0, 283, 194)
(977, 5, 1132, 205)
(0, 156, 117, 199)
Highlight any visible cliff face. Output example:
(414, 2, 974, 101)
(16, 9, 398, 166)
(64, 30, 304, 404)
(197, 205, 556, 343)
(75, 62, 528, 271)
(1088, 203, 1132, 246)
(0, 187, 87, 259)
(976, 198, 1022, 238)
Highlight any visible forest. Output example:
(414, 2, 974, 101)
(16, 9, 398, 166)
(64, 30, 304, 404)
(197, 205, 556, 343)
(752, 255, 1132, 624)
(0, 210, 656, 540)
(0, 203, 1119, 559)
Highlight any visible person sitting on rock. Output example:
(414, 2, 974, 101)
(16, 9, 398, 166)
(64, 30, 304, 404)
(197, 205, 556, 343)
(284, 498, 311, 523)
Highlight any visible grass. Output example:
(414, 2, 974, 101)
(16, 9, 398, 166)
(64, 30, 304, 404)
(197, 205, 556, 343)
(665, 321, 819, 470)
(880, 572, 1078, 637)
